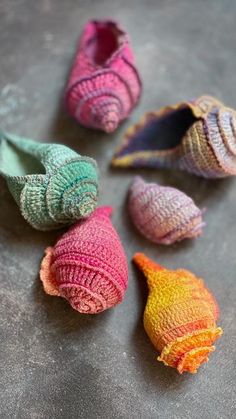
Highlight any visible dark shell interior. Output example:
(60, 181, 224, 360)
(118, 106, 199, 157)
(87, 22, 121, 66)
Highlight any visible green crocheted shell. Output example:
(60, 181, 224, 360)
(0, 132, 99, 230)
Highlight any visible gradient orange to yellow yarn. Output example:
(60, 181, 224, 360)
(133, 253, 223, 374)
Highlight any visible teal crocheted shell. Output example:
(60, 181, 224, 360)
(0, 132, 99, 230)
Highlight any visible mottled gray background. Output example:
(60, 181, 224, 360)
(0, 1, 235, 418)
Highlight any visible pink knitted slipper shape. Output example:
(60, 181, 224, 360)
(65, 19, 142, 133)
(40, 207, 128, 314)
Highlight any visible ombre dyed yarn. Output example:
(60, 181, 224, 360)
(133, 253, 223, 374)
(129, 176, 205, 245)
(0, 132, 98, 230)
(112, 95, 236, 178)
(65, 19, 142, 133)
(40, 207, 128, 314)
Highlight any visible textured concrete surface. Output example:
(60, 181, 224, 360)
(0, 1, 236, 418)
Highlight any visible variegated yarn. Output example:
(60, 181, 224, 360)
(133, 253, 223, 374)
(65, 19, 142, 133)
(40, 207, 128, 314)
(129, 177, 205, 244)
(0, 132, 98, 230)
(112, 95, 236, 178)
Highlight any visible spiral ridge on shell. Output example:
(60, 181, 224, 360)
(133, 253, 223, 374)
(65, 20, 142, 133)
(129, 176, 205, 244)
(40, 207, 128, 314)
(0, 132, 98, 230)
(112, 95, 236, 178)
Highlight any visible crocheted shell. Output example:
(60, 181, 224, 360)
(0, 132, 98, 230)
(112, 95, 236, 178)
(133, 253, 223, 374)
(65, 19, 142, 133)
(129, 176, 205, 245)
(40, 207, 128, 314)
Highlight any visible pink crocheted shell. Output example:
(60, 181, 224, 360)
(40, 207, 128, 314)
(65, 19, 142, 133)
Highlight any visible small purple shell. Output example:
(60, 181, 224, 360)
(129, 176, 205, 245)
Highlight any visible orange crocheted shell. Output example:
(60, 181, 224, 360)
(133, 253, 223, 374)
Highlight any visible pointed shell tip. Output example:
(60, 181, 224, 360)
(95, 206, 113, 217)
(133, 175, 144, 184)
(103, 118, 119, 134)
(133, 253, 164, 272)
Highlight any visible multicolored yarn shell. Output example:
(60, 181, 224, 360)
(112, 95, 236, 178)
(133, 253, 223, 374)
(65, 19, 142, 133)
(129, 176, 205, 244)
(40, 207, 128, 314)
(0, 132, 98, 230)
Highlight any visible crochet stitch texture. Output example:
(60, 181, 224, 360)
(112, 95, 236, 178)
(0, 132, 98, 230)
(65, 19, 142, 133)
(129, 176, 205, 244)
(40, 207, 128, 314)
(133, 253, 223, 374)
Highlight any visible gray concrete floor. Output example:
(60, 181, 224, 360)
(0, 1, 235, 418)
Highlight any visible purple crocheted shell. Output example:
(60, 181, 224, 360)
(65, 20, 142, 133)
(129, 177, 205, 245)
(112, 95, 236, 178)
